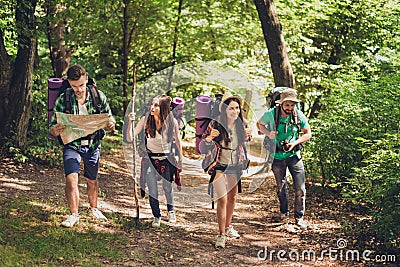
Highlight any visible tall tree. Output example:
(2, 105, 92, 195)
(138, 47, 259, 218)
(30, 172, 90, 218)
(254, 0, 295, 88)
(122, 0, 131, 111)
(0, 0, 38, 148)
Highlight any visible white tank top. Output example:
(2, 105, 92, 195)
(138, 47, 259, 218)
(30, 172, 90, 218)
(146, 130, 171, 159)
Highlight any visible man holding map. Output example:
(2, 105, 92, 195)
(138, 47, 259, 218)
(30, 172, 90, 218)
(50, 64, 115, 228)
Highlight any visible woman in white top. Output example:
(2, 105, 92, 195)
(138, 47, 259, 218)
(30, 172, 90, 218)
(126, 95, 183, 228)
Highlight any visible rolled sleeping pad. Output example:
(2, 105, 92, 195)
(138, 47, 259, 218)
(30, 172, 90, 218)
(172, 97, 185, 128)
(48, 78, 63, 138)
(195, 95, 212, 153)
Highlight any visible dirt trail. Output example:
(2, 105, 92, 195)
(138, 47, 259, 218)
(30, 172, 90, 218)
(0, 147, 370, 266)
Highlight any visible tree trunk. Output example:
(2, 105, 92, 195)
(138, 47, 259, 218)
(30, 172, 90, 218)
(0, 30, 14, 132)
(45, 0, 72, 78)
(254, 0, 295, 88)
(122, 0, 130, 111)
(0, 0, 38, 148)
(122, 0, 141, 110)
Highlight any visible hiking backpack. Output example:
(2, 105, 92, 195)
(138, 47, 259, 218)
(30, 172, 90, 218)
(260, 87, 301, 129)
(47, 77, 102, 139)
(171, 97, 186, 139)
(195, 93, 223, 154)
(261, 87, 302, 152)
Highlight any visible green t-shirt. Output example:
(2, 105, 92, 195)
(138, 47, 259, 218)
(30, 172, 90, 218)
(261, 107, 308, 160)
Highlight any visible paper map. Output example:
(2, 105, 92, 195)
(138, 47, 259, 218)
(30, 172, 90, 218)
(56, 112, 109, 144)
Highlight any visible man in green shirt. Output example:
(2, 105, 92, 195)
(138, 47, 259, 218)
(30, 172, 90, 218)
(50, 64, 115, 227)
(258, 88, 312, 230)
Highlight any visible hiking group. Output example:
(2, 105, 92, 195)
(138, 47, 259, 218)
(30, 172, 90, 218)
(49, 64, 312, 249)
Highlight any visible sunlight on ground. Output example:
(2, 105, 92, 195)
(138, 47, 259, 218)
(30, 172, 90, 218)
(0, 176, 35, 191)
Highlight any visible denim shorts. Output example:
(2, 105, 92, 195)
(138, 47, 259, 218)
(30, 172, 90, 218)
(62, 145, 100, 180)
(214, 164, 241, 174)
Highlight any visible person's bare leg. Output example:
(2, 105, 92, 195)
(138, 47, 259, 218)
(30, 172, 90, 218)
(213, 173, 228, 235)
(217, 195, 228, 234)
(86, 178, 98, 208)
(65, 173, 80, 214)
(225, 178, 238, 227)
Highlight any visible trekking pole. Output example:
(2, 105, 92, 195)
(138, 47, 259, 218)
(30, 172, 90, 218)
(131, 64, 140, 221)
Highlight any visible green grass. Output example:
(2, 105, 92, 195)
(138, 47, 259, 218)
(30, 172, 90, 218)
(101, 131, 123, 154)
(0, 197, 129, 266)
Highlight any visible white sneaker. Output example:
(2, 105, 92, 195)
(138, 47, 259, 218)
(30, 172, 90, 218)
(215, 235, 226, 249)
(168, 211, 176, 223)
(296, 217, 307, 230)
(61, 213, 80, 228)
(91, 208, 108, 221)
(226, 225, 240, 239)
(152, 217, 161, 228)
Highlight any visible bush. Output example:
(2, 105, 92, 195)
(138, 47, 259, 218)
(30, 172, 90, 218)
(308, 73, 400, 246)
(343, 135, 400, 246)
(308, 74, 400, 185)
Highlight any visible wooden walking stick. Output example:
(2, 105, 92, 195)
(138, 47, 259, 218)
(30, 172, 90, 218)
(131, 64, 140, 220)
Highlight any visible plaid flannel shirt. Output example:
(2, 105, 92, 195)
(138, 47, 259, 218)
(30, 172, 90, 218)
(201, 119, 248, 175)
(50, 87, 115, 151)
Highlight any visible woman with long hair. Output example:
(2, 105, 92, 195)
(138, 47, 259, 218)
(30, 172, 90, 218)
(201, 92, 252, 249)
(126, 95, 183, 227)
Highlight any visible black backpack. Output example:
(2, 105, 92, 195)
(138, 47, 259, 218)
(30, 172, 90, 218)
(262, 87, 302, 153)
(209, 93, 224, 120)
(60, 78, 101, 114)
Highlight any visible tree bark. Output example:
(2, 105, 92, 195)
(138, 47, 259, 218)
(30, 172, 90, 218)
(122, 0, 130, 111)
(45, 0, 72, 78)
(254, 0, 295, 88)
(0, 30, 13, 131)
(0, 0, 38, 148)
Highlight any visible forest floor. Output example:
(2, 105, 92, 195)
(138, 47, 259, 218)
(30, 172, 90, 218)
(1, 139, 399, 266)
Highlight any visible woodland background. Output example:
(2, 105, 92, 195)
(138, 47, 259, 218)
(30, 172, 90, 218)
(0, 0, 399, 257)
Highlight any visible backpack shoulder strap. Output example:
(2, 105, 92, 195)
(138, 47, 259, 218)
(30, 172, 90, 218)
(273, 106, 280, 132)
(292, 108, 301, 131)
(64, 88, 73, 114)
(88, 85, 102, 114)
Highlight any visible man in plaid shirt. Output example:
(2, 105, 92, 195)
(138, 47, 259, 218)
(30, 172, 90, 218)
(50, 64, 115, 227)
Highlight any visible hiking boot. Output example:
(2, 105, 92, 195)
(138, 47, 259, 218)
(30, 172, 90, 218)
(61, 213, 80, 228)
(215, 235, 226, 249)
(280, 213, 289, 222)
(168, 211, 176, 223)
(91, 208, 108, 221)
(296, 217, 307, 230)
(152, 217, 161, 228)
(226, 225, 240, 239)
(272, 212, 289, 223)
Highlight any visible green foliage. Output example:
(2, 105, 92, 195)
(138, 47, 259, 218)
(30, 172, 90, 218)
(96, 74, 126, 117)
(0, 0, 17, 55)
(308, 73, 400, 184)
(343, 135, 400, 246)
(26, 65, 63, 165)
(279, 0, 400, 111)
(308, 73, 400, 246)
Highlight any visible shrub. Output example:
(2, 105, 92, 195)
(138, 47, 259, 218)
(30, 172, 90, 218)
(308, 73, 400, 246)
